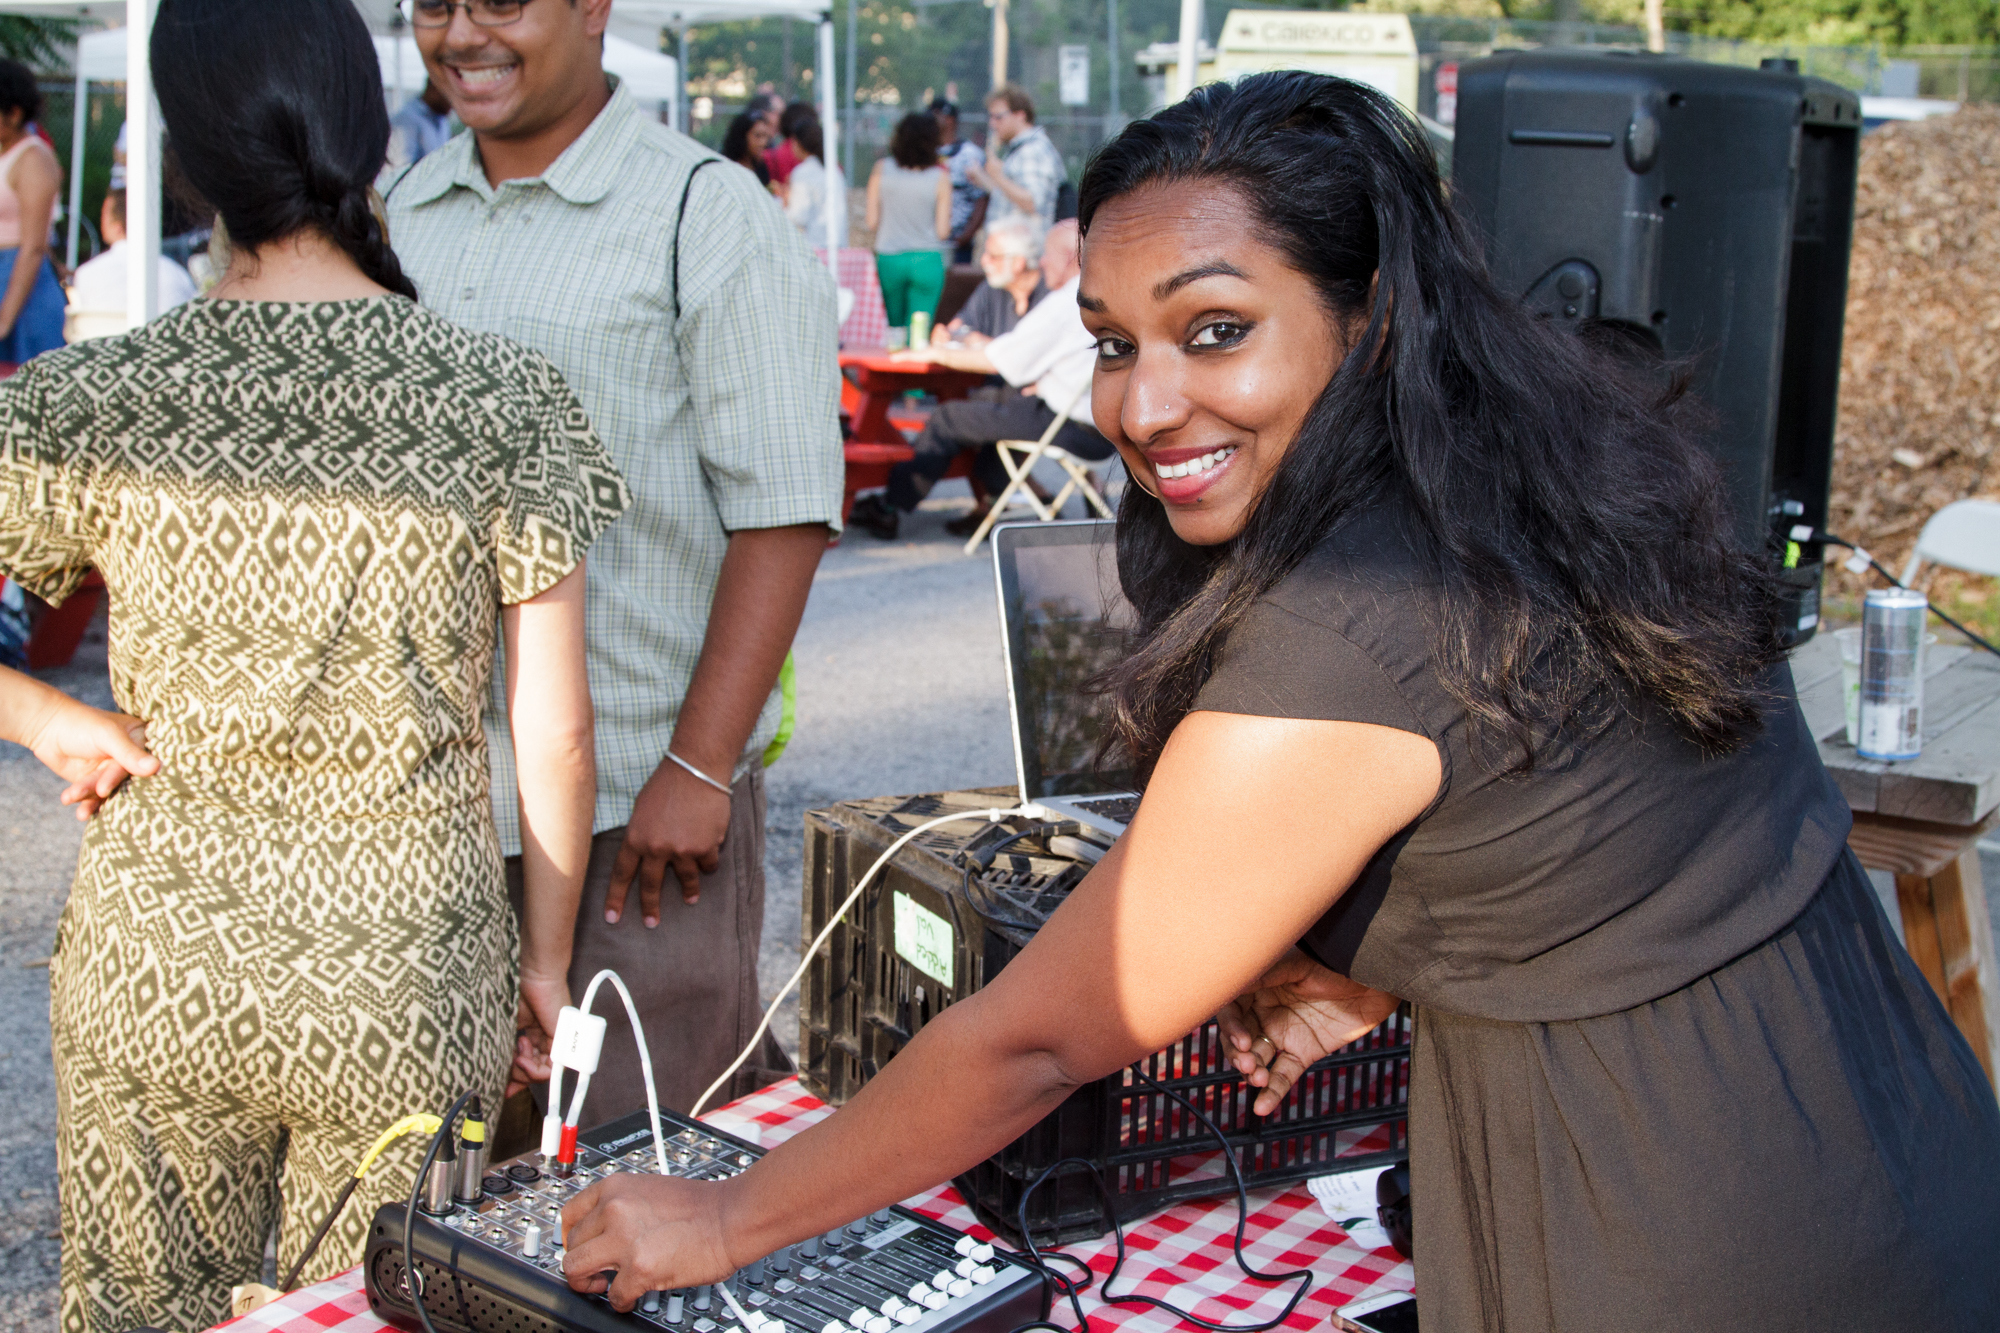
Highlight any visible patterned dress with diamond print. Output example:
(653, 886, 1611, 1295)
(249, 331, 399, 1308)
(0, 296, 628, 1333)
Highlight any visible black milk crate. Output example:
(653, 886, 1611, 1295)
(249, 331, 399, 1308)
(799, 788, 1412, 1245)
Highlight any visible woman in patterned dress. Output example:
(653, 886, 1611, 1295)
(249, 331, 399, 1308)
(0, 1, 629, 1327)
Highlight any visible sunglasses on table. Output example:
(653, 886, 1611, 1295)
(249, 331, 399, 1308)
(403, 0, 539, 27)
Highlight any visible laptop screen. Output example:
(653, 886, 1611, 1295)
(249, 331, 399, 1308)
(992, 521, 1138, 800)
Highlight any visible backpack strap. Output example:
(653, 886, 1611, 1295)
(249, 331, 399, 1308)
(673, 158, 720, 322)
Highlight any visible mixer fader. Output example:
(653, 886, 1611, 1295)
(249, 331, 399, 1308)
(363, 1109, 1049, 1333)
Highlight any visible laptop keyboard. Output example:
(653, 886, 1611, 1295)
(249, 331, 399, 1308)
(1070, 793, 1139, 824)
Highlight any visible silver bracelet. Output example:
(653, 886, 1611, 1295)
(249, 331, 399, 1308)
(665, 748, 734, 796)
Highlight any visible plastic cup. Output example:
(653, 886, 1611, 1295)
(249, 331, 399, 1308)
(1837, 627, 1862, 745)
(1837, 625, 1935, 749)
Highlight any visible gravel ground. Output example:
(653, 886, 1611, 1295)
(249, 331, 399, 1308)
(3, 476, 1994, 1331)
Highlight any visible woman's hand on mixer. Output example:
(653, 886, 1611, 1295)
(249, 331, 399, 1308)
(1217, 949, 1401, 1115)
(561, 1174, 738, 1309)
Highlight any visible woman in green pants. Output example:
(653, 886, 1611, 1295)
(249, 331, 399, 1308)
(866, 111, 952, 345)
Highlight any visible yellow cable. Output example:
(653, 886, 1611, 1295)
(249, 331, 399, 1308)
(353, 1113, 443, 1180)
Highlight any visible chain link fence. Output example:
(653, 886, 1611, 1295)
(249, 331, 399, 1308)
(667, 4, 2000, 189)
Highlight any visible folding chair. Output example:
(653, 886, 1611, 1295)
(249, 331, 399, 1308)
(961, 386, 1114, 554)
(1899, 498, 2000, 586)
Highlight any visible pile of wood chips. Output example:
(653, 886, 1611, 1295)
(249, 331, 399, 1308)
(1828, 105, 2000, 600)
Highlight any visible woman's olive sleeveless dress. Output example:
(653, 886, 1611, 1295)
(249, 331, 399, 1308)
(1195, 500, 2000, 1332)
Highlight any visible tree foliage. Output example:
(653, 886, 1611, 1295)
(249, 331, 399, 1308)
(0, 16, 78, 72)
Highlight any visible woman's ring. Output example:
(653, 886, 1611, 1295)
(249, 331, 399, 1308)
(1252, 1034, 1276, 1052)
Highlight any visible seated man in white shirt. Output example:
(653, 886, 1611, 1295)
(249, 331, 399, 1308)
(66, 188, 199, 342)
(852, 220, 1107, 539)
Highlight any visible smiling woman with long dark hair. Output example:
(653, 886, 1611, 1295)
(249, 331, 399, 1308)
(558, 72, 2000, 1329)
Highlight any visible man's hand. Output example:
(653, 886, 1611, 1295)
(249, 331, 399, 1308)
(562, 1174, 739, 1309)
(510, 970, 572, 1097)
(606, 760, 732, 925)
(1216, 949, 1401, 1115)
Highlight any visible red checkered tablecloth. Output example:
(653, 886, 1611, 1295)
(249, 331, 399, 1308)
(214, 1078, 1412, 1333)
(817, 249, 889, 350)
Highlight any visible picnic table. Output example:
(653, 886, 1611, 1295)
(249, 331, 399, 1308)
(1793, 632, 2000, 1084)
(839, 349, 991, 524)
(211, 1078, 1413, 1333)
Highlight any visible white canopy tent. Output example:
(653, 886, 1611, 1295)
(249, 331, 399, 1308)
(0, 0, 160, 328)
(2, 0, 843, 329)
(610, 0, 838, 255)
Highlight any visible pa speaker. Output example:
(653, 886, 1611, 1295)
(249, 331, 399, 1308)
(1451, 50, 1862, 645)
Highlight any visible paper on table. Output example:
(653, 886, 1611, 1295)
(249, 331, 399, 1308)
(1307, 1167, 1391, 1251)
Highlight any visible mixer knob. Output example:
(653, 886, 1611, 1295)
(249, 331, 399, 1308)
(970, 1243, 995, 1263)
(932, 1270, 955, 1289)
(667, 1294, 687, 1323)
(907, 1284, 932, 1303)
(820, 1324, 848, 1333)
(694, 1286, 714, 1312)
(946, 1280, 972, 1299)
(892, 1310, 920, 1325)
(970, 1266, 997, 1286)
(921, 1293, 949, 1311)
(746, 1259, 767, 1286)
(644, 1293, 663, 1315)
(952, 1236, 976, 1257)
(770, 1246, 793, 1274)
(954, 1258, 976, 1279)
(864, 1320, 892, 1333)
(873, 1209, 893, 1224)
(846, 1220, 869, 1237)
(801, 1236, 821, 1260)
(850, 1307, 874, 1327)
(522, 1222, 543, 1258)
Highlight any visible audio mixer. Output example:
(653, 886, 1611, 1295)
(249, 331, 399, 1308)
(362, 1108, 1050, 1333)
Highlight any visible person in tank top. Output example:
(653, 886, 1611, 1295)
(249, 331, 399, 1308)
(865, 111, 950, 344)
(0, 60, 66, 361)
(561, 73, 2000, 1333)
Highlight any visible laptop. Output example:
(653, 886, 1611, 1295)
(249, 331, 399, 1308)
(991, 520, 1141, 841)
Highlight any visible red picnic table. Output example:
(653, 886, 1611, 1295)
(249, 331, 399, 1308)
(839, 348, 991, 524)
(211, 1076, 1413, 1333)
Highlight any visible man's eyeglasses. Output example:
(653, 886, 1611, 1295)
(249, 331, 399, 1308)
(403, 0, 538, 28)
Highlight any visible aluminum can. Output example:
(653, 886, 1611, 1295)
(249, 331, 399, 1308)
(1856, 587, 1928, 761)
(909, 310, 932, 350)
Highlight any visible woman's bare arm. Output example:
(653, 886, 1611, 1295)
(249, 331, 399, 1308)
(864, 159, 883, 235)
(935, 169, 952, 240)
(0, 143, 57, 335)
(560, 710, 1440, 1307)
(503, 561, 594, 1092)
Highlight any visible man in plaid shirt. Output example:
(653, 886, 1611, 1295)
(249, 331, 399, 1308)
(969, 83, 1065, 232)
(389, 0, 842, 1124)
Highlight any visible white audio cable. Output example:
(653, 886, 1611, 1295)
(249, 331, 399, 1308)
(689, 803, 1050, 1118)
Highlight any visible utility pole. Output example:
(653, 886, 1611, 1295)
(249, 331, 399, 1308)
(1176, 0, 1201, 101)
(989, 0, 1009, 92)
(1107, 0, 1121, 130)
(845, 0, 858, 180)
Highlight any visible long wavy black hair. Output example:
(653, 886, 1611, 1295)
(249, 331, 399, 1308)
(1080, 71, 1783, 780)
(153, 0, 418, 301)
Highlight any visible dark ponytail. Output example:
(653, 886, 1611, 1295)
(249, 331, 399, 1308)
(153, 0, 418, 301)
(1080, 72, 1782, 779)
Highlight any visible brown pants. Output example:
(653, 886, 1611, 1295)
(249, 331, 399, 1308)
(506, 769, 793, 1127)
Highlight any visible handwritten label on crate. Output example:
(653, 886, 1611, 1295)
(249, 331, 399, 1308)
(893, 891, 954, 987)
